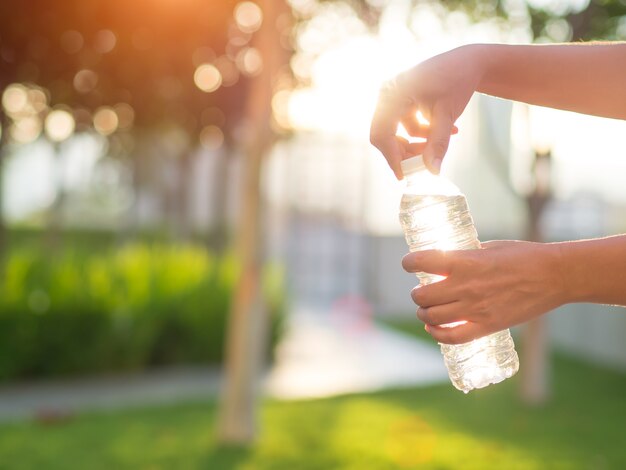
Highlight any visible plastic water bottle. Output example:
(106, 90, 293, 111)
(398, 155, 519, 393)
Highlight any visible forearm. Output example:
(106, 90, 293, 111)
(472, 43, 626, 120)
(554, 235, 626, 306)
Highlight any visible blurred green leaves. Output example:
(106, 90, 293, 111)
(0, 244, 284, 381)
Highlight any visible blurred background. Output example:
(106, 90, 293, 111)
(1, 0, 626, 469)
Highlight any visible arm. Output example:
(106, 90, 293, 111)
(370, 42, 626, 178)
(402, 236, 626, 345)
(476, 43, 626, 120)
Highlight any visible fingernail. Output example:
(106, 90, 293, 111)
(424, 324, 431, 333)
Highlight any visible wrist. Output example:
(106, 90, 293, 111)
(550, 241, 586, 305)
(466, 44, 496, 93)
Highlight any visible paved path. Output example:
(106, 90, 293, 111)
(0, 367, 222, 423)
(0, 310, 448, 422)
(266, 309, 448, 399)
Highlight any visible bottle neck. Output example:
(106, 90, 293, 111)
(402, 168, 461, 196)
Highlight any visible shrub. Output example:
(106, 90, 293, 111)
(0, 244, 284, 381)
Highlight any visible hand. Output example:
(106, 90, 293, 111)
(370, 45, 482, 178)
(402, 240, 567, 344)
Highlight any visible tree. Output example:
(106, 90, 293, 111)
(217, 0, 292, 444)
(0, 0, 249, 242)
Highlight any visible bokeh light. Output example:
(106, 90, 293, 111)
(45, 109, 75, 142)
(234, 1, 263, 34)
(236, 47, 263, 76)
(93, 29, 117, 54)
(2, 84, 29, 116)
(28, 88, 48, 113)
(73, 69, 99, 94)
(194, 64, 222, 93)
(271, 89, 292, 130)
(11, 116, 42, 144)
(199, 125, 224, 150)
(93, 107, 119, 136)
(113, 103, 135, 129)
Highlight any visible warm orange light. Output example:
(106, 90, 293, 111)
(93, 107, 119, 136)
(60, 30, 84, 54)
(12, 116, 43, 144)
(200, 125, 224, 150)
(194, 64, 222, 92)
(236, 47, 263, 76)
(271, 89, 292, 130)
(214, 56, 239, 87)
(45, 109, 75, 142)
(113, 103, 134, 129)
(73, 70, 99, 94)
(234, 1, 263, 34)
(94, 29, 117, 54)
(2, 84, 28, 116)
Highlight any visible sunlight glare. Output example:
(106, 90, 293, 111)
(234, 1, 263, 34)
(45, 109, 75, 142)
(2, 84, 29, 116)
(93, 107, 119, 136)
(194, 64, 222, 93)
(12, 116, 43, 144)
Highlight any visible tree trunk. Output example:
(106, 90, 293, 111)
(217, 0, 288, 445)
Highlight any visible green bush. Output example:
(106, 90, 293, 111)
(0, 244, 285, 381)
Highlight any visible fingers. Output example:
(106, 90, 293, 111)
(411, 280, 457, 308)
(395, 136, 428, 160)
(370, 84, 414, 180)
(426, 322, 488, 345)
(416, 302, 464, 326)
(402, 250, 454, 276)
(422, 103, 455, 175)
(401, 114, 459, 139)
(371, 78, 460, 179)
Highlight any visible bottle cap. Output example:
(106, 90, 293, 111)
(401, 155, 426, 176)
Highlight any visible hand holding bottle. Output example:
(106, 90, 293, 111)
(402, 240, 566, 345)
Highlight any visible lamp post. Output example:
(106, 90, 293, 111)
(520, 147, 553, 406)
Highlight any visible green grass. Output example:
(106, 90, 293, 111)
(0, 351, 624, 470)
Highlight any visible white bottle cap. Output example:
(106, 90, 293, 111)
(401, 155, 426, 176)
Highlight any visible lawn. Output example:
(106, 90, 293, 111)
(0, 332, 624, 469)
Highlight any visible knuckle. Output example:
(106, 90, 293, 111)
(369, 130, 383, 147)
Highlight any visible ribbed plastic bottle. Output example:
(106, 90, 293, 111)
(398, 155, 519, 393)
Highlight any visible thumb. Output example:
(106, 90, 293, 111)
(423, 103, 454, 175)
(402, 249, 454, 276)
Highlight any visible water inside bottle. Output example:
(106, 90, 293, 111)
(399, 194, 480, 255)
(399, 193, 519, 393)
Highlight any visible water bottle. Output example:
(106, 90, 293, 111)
(398, 155, 519, 393)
